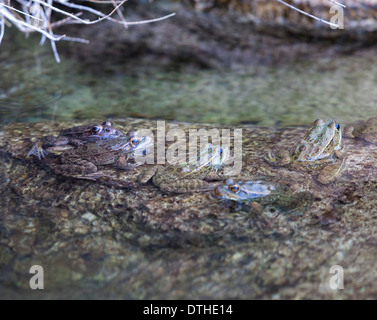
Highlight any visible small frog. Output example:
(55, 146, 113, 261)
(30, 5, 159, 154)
(27, 121, 124, 160)
(344, 116, 377, 144)
(213, 179, 312, 215)
(46, 133, 152, 180)
(265, 119, 345, 184)
(138, 144, 230, 193)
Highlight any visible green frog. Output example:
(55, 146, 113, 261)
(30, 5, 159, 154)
(45, 133, 152, 180)
(138, 144, 231, 193)
(213, 179, 312, 215)
(344, 116, 377, 144)
(27, 121, 125, 160)
(265, 119, 345, 184)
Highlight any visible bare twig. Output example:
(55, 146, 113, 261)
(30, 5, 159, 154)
(0, 0, 176, 62)
(276, 0, 346, 28)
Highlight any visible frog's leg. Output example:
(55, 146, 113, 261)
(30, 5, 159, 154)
(51, 157, 98, 178)
(316, 157, 347, 184)
(27, 135, 70, 160)
(264, 150, 291, 167)
(27, 141, 48, 160)
(281, 191, 313, 215)
(115, 155, 144, 170)
(138, 166, 159, 184)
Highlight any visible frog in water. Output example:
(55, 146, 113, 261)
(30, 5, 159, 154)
(213, 179, 312, 215)
(46, 133, 152, 180)
(138, 144, 231, 193)
(27, 121, 124, 160)
(265, 119, 345, 184)
(344, 116, 377, 144)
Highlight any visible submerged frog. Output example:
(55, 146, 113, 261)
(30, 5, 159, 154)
(265, 119, 345, 184)
(344, 116, 377, 144)
(27, 121, 124, 160)
(213, 179, 312, 215)
(138, 144, 231, 193)
(46, 133, 152, 180)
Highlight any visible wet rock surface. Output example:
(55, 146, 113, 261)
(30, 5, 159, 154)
(1, 118, 377, 299)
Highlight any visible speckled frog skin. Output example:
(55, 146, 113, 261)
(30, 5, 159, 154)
(265, 119, 345, 184)
(46, 134, 152, 180)
(138, 145, 230, 193)
(27, 121, 125, 160)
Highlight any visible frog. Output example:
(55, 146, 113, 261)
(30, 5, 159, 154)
(344, 116, 377, 144)
(45, 133, 152, 180)
(138, 144, 231, 193)
(27, 121, 125, 160)
(265, 119, 345, 184)
(213, 179, 313, 215)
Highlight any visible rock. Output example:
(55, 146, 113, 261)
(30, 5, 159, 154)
(1, 117, 377, 298)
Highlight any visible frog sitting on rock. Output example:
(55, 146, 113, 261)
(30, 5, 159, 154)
(265, 119, 345, 184)
(44, 132, 152, 180)
(27, 121, 125, 160)
(138, 144, 231, 193)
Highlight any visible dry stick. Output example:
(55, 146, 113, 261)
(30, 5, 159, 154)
(326, 0, 346, 8)
(50, 13, 84, 28)
(54, 0, 176, 26)
(276, 0, 339, 28)
(111, 0, 128, 29)
(33, 0, 129, 25)
(0, 6, 65, 41)
(0, 0, 176, 62)
(0, 2, 43, 21)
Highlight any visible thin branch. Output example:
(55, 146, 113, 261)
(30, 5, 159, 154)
(276, 0, 339, 28)
(0, 6, 66, 41)
(327, 0, 346, 8)
(0, 2, 43, 21)
(0, 0, 176, 62)
(126, 13, 176, 26)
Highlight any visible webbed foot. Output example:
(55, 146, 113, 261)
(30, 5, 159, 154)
(27, 141, 48, 160)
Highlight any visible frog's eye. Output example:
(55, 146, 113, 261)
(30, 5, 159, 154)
(131, 138, 140, 146)
(92, 125, 102, 134)
(335, 123, 340, 130)
(228, 184, 240, 193)
(102, 121, 113, 127)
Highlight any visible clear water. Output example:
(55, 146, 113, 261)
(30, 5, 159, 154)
(1, 29, 376, 128)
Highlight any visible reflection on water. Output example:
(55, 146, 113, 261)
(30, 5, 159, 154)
(1, 29, 377, 127)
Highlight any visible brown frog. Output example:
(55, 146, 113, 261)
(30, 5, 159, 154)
(138, 144, 231, 193)
(27, 121, 124, 160)
(344, 116, 377, 144)
(46, 133, 152, 180)
(265, 119, 345, 184)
